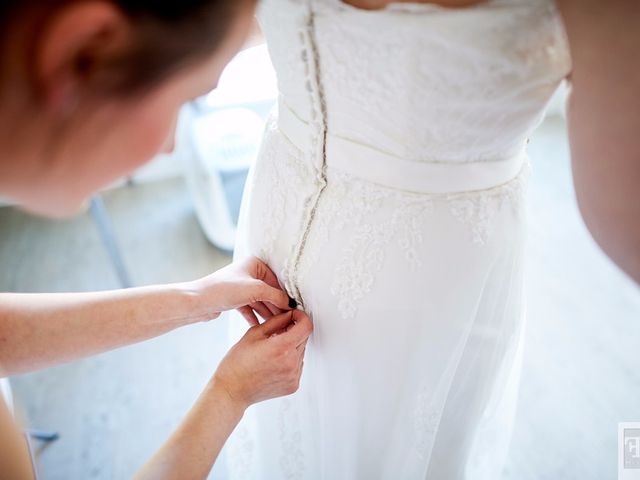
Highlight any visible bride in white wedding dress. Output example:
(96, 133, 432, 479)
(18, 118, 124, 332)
(225, 0, 571, 478)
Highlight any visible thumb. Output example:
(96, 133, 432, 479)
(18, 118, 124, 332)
(258, 311, 296, 337)
(253, 283, 292, 311)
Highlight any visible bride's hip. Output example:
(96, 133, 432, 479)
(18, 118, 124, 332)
(241, 116, 528, 314)
(245, 123, 529, 261)
(242, 150, 527, 312)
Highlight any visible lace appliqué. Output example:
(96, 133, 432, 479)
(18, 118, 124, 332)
(325, 175, 438, 320)
(332, 221, 396, 319)
(226, 424, 255, 480)
(250, 118, 310, 264)
(297, 163, 529, 320)
(393, 200, 432, 271)
(278, 398, 306, 479)
(447, 161, 531, 245)
(414, 391, 442, 462)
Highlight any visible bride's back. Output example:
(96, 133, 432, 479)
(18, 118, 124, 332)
(259, 0, 570, 164)
(225, 2, 571, 478)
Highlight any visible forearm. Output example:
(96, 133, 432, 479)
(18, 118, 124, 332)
(134, 379, 245, 480)
(573, 168, 640, 284)
(0, 282, 214, 376)
(135, 309, 312, 480)
(565, 82, 640, 283)
(557, 0, 640, 284)
(0, 398, 33, 480)
(566, 83, 640, 284)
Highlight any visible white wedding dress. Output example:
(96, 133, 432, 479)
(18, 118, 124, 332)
(224, 0, 571, 478)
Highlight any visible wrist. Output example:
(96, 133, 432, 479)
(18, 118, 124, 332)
(207, 376, 248, 420)
(173, 280, 221, 325)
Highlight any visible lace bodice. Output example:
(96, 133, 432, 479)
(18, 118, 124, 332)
(259, 0, 571, 164)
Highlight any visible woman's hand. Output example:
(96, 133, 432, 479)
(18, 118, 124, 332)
(191, 256, 295, 326)
(212, 309, 313, 411)
(134, 309, 313, 480)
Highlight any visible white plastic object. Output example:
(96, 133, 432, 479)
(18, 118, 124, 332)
(181, 106, 265, 252)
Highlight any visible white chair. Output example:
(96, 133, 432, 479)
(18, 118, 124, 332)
(181, 105, 265, 252)
(181, 44, 278, 253)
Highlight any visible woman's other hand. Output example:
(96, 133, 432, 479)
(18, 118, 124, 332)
(212, 309, 313, 410)
(134, 309, 313, 480)
(190, 256, 295, 325)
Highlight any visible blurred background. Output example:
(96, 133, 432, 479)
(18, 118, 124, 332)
(0, 40, 638, 480)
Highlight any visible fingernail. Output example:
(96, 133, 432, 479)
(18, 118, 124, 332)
(288, 296, 298, 309)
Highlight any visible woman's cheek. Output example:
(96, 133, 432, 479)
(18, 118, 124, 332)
(133, 106, 180, 160)
(80, 116, 171, 200)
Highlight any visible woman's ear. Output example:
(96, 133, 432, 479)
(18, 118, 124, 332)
(35, 1, 131, 112)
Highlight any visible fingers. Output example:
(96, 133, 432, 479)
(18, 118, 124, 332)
(256, 299, 285, 319)
(253, 257, 283, 291)
(258, 310, 297, 337)
(295, 345, 307, 386)
(238, 306, 259, 326)
(250, 301, 274, 321)
(247, 258, 292, 312)
(241, 258, 295, 314)
(264, 300, 284, 318)
(258, 284, 292, 311)
(276, 310, 314, 345)
(296, 337, 309, 351)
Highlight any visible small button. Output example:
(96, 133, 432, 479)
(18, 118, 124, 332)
(288, 296, 298, 309)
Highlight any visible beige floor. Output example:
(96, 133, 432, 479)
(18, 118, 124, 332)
(1, 116, 639, 479)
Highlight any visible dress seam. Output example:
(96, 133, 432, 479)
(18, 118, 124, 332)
(286, 4, 330, 311)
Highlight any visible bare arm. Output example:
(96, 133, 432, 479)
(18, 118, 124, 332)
(556, 0, 640, 284)
(0, 257, 292, 376)
(134, 380, 245, 480)
(0, 301, 312, 480)
(135, 310, 312, 480)
(0, 397, 33, 480)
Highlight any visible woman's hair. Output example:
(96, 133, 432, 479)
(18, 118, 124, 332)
(0, 0, 253, 96)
